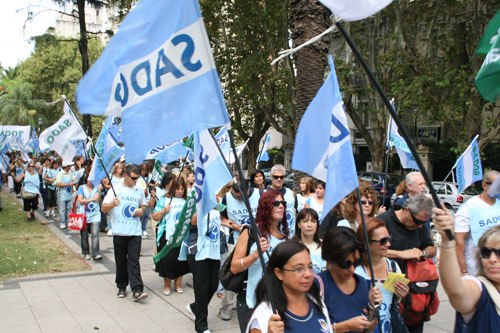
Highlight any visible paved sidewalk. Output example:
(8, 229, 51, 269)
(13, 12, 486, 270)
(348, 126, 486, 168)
(0, 192, 455, 332)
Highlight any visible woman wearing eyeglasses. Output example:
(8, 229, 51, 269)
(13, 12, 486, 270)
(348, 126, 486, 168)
(433, 207, 500, 332)
(231, 189, 289, 332)
(317, 227, 381, 332)
(338, 180, 380, 230)
(355, 218, 409, 332)
(246, 240, 333, 333)
(17, 163, 40, 221)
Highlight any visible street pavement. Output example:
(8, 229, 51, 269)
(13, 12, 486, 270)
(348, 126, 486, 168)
(0, 191, 455, 332)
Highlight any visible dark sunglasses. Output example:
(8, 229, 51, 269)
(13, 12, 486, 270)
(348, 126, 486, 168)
(480, 247, 500, 259)
(272, 175, 285, 180)
(272, 200, 287, 207)
(338, 258, 362, 269)
(409, 209, 427, 226)
(484, 181, 492, 185)
(28, 165, 34, 167)
(128, 175, 139, 181)
(370, 235, 392, 246)
(361, 200, 374, 206)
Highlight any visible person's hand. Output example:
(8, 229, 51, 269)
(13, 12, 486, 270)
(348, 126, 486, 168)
(346, 315, 371, 332)
(113, 197, 120, 207)
(150, 188, 156, 197)
(432, 205, 454, 239)
(402, 248, 424, 260)
(394, 281, 409, 298)
(134, 208, 144, 217)
(369, 285, 382, 307)
(258, 237, 269, 252)
(378, 206, 387, 214)
(163, 204, 171, 214)
(268, 313, 284, 333)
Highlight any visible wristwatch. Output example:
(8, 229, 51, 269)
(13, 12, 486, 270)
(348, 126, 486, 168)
(422, 250, 428, 258)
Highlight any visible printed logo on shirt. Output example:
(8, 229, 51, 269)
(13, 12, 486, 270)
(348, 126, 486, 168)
(286, 211, 294, 229)
(239, 216, 251, 226)
(86, 202, 97, 213)
(318, 319, 329, 333)
(174, 210, 182, 223)
(206, 221, 220, 242)
(122, 204, 137, 219)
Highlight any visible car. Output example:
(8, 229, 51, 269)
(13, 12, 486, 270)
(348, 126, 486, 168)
(427, 181, 479, 212)
(358, 172, 403, 208)
(284, 172, 294, 189)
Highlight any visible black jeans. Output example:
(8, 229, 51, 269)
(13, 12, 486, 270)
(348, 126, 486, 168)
(187, 255, 220, 333)
(113, 235, 143, 292)
(236, 292, 250, 333)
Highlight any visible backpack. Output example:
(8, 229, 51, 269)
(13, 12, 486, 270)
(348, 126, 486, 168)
(400, 258, 440, 326)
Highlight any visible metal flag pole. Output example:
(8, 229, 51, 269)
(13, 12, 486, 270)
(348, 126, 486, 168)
(335, 21, 454, 241)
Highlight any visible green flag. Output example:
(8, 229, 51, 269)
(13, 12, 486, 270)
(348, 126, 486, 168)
(475, 36, 500, 102)
(184, 134, 194, 149)
(475, 9, 500, 55)
(153, 190, 196, 264)
(151, 160, 164, 184)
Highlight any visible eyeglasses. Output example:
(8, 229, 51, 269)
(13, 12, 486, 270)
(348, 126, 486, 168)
(361, 200, 374, 206)
(484, 181, 492, 185)
(272, 175, 285, 180)
(28, 165, 34, 167)
(272, 200, 287, 207)
(281, 265, 314, 274)
(408, 209, 427, 226)
(128, 175, 139, 181)
(480, 247, 500, 259)
(337, 258, 362, 269)
(370, 235, 392, 246)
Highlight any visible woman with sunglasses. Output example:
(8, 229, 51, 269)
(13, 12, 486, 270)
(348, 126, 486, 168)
(355, 218, 409, 332)
(246, 240, 333, 333)
(231, 189, 289, 332)
(433, 207, 500, 331)
(294, 208, 326, 274)
(317, 227, 381, 332)
(17, 162, 40, 221)
(296, 176, 315, 213)
(338, 180, 380, 230)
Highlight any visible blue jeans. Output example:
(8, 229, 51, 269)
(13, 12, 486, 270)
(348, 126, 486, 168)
(141, 207, 150, 232)
(81, 222, 100, 256)
(58, 198, 72, 227)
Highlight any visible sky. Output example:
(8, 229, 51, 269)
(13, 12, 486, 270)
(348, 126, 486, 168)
(0, 0, 60, 69)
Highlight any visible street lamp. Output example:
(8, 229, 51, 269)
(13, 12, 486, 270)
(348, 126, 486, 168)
(38, 117, 43, 133)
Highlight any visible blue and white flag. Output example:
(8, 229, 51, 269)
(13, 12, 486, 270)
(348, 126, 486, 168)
(108, 116, 123, 143)
(292, 56, 358, 218)
(145, 139, 187, 164)
(76, 0, 230, 163)
(256, 132, 271, 163)
(193, 129, 233, 222)
(214, 126, 231, 156)
(88, 116, 125, 186)
(386, 115, 419, 170)
(454, 135, 482, 193)
(29, 128, 40, 153)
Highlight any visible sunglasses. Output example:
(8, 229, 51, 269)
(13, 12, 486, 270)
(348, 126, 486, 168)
(272, 200, 287, 207)
(128, 175, 139, 181)
(272, 175, 285, 180)
(361, 200, 374, 206)
(337, 258, 362, 269)
(409, 209, 427, 226)
(28, 165, 34, 167)
(480, 247, 500, 259)
(370, 235, 392, 246)
(484, 181, 492, 185)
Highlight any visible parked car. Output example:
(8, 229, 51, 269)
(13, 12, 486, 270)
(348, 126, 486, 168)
(427, 181, 479, 212)
(284, 172, 294, 189)
(358, 172, 403, 209)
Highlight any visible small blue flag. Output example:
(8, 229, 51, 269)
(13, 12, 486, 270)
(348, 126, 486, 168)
(387, 115, 419, 170)
(145, 139, 187, 164)
(256, 133, 271, 163)
(76, 0, 230, 163)
(454, 135, 482, 193)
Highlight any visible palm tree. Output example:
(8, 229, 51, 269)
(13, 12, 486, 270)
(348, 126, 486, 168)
(0, 84, 48, 127)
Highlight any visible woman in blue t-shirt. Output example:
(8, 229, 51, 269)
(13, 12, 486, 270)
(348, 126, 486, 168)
(247, 240, 332, 333)
(317, 227, 381, 333)
(293, 208, 326, 274)
(77, 171, 102, 261)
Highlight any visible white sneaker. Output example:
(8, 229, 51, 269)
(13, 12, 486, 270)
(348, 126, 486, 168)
(107, 229, 113, 236)
(51, 211, 56, 217)
(60, 224, 66, 229)
(44, 211, 50, 218)
(142, 230, 148, 237)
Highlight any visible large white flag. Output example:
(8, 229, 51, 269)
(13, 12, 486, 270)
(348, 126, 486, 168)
(39, 101, 87, 163)
(319, 0, 393, 21)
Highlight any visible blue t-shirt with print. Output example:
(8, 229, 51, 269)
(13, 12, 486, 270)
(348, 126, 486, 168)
(285, 299, 331, 333)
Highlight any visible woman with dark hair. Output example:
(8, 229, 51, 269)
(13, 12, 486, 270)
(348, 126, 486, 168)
(296, 176, 315, 213)
(317, 227, 381, 332)
(250, 169, 266, 191)
(17, 162, 40, 221)
(77, 170, 102, 261)
(152, 176, 189, 295)
(231, 189, 289, 332)
(303, 180, 325, 220)
(338, 179, 381, 230)
(246, 240, 333, 333)
(294, 208, 326, 274)
(39, 158, 50, 217)
(43, 159, 60, 219)
(355, 218, 409, 332)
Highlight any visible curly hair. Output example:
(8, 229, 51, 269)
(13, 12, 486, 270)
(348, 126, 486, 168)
(256, 189, 289, 239)
(343, 179, 379, 223)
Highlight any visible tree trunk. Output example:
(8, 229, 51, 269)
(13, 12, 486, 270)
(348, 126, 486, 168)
(289, 0, 330, 191)
(77, 0, 92, 137)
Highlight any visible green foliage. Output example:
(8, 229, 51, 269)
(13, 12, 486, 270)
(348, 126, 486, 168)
(0, 83, 50, 127)
(258, 148, 284, 169)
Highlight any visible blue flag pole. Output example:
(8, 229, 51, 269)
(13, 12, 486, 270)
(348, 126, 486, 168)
(335, 21, 454, 241)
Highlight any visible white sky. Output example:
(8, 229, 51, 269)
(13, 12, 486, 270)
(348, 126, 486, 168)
(0, 0, 60, 69)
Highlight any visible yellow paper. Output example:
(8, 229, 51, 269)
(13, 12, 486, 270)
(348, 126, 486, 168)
(383, 272, 410, 293)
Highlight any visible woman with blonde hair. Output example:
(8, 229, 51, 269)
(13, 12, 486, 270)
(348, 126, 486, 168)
(296, 176, 315, 213)
(338, 179, 381, 230)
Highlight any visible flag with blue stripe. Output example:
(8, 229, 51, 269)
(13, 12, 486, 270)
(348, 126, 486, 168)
(145, 139, 187, 164)
(292, 56, 358, 219)
(76, 0, 230, 163)
(215, 126, 231, 156)
(454, 135, 482, 193)
(193, 129, 233, 222)
(256, 133, 271, 163)
(387, 116, 419, 170)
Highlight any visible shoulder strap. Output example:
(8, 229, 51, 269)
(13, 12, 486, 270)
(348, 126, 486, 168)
(477, 276, 500, 317)
(314, 274, 325, 300)
(389, 258, 397, 273)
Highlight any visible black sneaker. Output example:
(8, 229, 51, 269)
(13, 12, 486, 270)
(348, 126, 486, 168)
(117, 288, 126, 298)
(133, 290, 147, 302)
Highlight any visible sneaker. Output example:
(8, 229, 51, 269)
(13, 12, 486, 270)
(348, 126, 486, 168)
(44, 211, 50, 218)
(133, 290, 147, 302)
(117, 288, 126, 298)
(93, 255, 102, 261)
(60, 224, 66, 229)
(107, 229, 113, 236)
(186, 304, 196, 321)
(217, 307, 232, 321)
(142, 230, 148, 237)
(202, 330, 212, 333)
(51, 210, 56, 217)
(84, 254, 91, 260)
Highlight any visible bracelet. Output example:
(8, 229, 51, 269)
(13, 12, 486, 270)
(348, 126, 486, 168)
(240, 258, 247, 269)
(439, 242, 456, 249)
(332, 322, 336, 333)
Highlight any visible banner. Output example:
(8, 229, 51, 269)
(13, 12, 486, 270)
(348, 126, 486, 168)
(76, 0, 230, 163)
(256, 132, 271, 163)
(145, 139, 187, 164)
(387, 116, 419, 170)
(319, 0, 393, 22)
(454, 135, 482, 193)
(475, 9, 500, 55)
(0, 125, 30, 145)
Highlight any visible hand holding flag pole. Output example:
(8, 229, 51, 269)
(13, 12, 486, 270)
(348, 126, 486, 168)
(334, 20, 454, 241)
